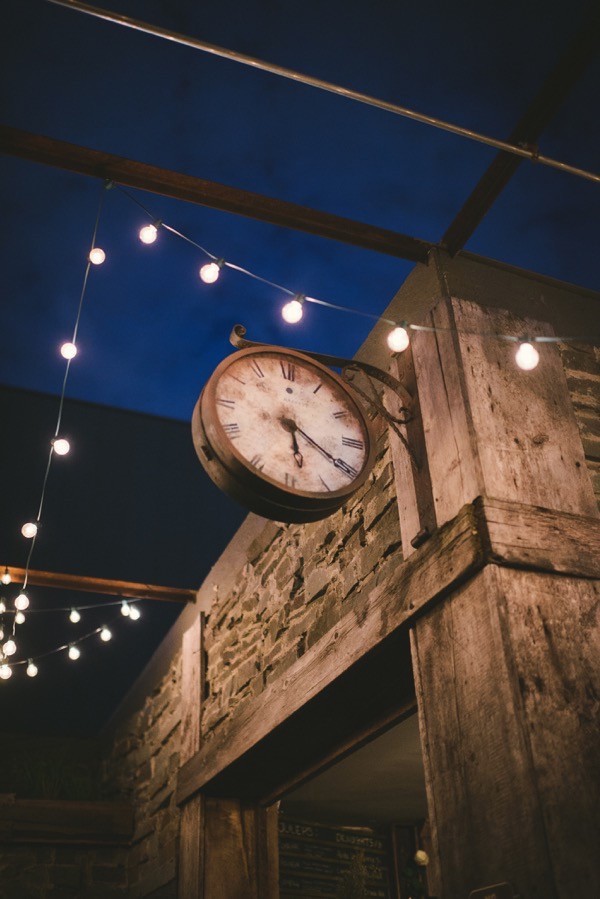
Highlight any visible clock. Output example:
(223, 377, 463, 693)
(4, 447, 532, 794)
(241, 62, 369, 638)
(192, 345, 377, 522)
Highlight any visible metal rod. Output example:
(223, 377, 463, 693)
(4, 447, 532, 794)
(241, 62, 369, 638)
(46, 0, 600, 185)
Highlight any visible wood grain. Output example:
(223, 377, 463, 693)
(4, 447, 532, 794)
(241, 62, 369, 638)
(0, 798, 133, 845)
(2, 565, 195, 603)
(178, 614, 204, 899)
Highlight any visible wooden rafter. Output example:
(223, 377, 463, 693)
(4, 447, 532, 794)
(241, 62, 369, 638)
(0, 125, 433, 263)
(2, 565, 196, 603)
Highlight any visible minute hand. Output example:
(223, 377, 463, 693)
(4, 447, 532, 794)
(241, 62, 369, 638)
(296, 427, 358, 479)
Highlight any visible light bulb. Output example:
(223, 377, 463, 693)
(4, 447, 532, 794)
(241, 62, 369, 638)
(15, 611, 26, 625)
(387, 326, 410, 353)
(129, 605, 141, 621)
(0, 664, 12, 680)
(0, 601, 5, 614)
(515, 341, 540, 371)
(21, 522, 38, 539)
(199, 261, 222, 284)
(69, 608, 81, 623)
(68, 644, 80, 660)
(15, 593, 30, 611)
(61, 341, 78, 360)
(139, 223, 158, 244)
(281, 299, 304, 324)
(88, 247, 106, 265)
(26, 660, 38, 677)
(100, 626, 112, 642)
(120, 601, 130, 617)
(3, 639, 17, 656)
(1, 569, 11, 585)
(53, 438, 70, 456)
(0, 628, 4, 641)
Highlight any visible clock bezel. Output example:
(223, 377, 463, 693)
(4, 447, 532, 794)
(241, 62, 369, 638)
(192, 345, 377, 522)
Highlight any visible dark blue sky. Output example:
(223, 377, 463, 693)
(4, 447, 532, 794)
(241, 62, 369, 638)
(1, 0, 598, 420)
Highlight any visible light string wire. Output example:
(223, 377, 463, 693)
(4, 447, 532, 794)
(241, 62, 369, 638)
(113, 184, 595, 345)
(2, 598, 142, 615)
(5, 612, 127, 669)
(3, 182, 109, 652)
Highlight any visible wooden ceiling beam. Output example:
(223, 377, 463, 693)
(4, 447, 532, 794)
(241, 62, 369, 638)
(441, 15, 600, 256)
(2, 565, 196, 603)
(0, 125, 433, 263)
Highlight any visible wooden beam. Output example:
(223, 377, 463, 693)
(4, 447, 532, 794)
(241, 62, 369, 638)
(2, 566, 196, 603)
(441, 14, 600, 255)
(0, 797, 133, 845)
(0, 125, 433, 263)
(176, 497, 600, 805)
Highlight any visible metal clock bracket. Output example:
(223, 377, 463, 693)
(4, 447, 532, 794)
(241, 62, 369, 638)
(229, 324, 416, 461)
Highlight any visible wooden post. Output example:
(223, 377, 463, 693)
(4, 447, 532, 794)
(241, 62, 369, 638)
(177, 612, 279, 898)
(389, 294, 600, 897)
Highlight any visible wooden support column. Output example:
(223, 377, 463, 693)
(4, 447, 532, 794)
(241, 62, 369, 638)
(389, 294, 600, 897)
(177, 611, 279, 898)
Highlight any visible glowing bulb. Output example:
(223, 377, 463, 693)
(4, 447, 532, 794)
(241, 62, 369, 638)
(1, 569, 11, 585)
(53, 438, 70, 456)
(199, 261, 222, 284)
(68, 644, 80, 660)
(129, 605, 141, 621)
(0, 628, 4, 641)
(60, 342, 78, 360)
(15, 611, 26, 625)
(387, 326, 410, 353)
(281, 298, 304, 324)
(3, 639, 17, 656)
(69, 608, 81, 623)
(0, 601, 5, 614)
(26, 660, 38, 677)
(88, 247, 106, 265)
(0, 664, 12, 680)
(21, 522, 38, 539)
(15, 593, 29, 611)
(120, 601, 130, 617)
(100, 626, 112, 642)
(515, 341, 540, 371)
(139, 223, 158, 244)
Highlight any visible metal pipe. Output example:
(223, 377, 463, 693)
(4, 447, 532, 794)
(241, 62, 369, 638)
(47, 0, 600, 185)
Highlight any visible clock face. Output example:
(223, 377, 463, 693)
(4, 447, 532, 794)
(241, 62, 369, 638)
(193, 347, 376, 522)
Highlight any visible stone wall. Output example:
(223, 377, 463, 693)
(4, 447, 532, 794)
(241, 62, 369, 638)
(0, 843, 128, 899)
(560, 341, 600, 506)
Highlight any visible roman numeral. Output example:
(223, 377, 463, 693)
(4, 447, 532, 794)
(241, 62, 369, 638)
(250, 359, 265, 378)
(285, 472, 297, 488)
(333, 410, 348, 419)
(216, 397, 235, 409)
(334, 458, 358, 479)
(342, 436, 364, 449)
(280, 361, 295, 381)
(313, 383, 322, 394)
(250, 454, 264, 471)
(319, 476, 331, 492)
(223, 423, 241, 437)
(231, 375, 246, 385)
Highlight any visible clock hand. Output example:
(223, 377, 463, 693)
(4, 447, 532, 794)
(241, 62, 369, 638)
(280, 417, 303, 468)
(290, 423, 358, 480)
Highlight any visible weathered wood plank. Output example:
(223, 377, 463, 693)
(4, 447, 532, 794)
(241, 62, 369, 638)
(178, 614, 204, 899)
(177, 503, 485, 804)
(0, 798, 133, 845)
(481, 496, 600, 579)
(410, 567, 556, 897)
(2, 565, 195, 603)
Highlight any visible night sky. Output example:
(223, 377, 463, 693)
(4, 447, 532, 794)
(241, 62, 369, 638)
(1, 0, 599, 731)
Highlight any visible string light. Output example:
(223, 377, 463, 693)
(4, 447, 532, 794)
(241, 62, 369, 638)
(1, 568, 11, 585)
(21, 522, 38, 539)
(88, 247, 106, 265)
(99, 626, 112, 642)
(139, 222, 159, 244)
(68, 644, 81, 660)
(3, 639, 17, 656)
(15, 593, 30, 611)
(52, 438, 71, 456)
(515, 341, 540, 371)
(15, 611, 26, 625)
(0, 627, 4, 641)
(281, 296, 305, 324)
(199, 259, 223, 284)
(120, 601, 130, 616)
(0, 601, 5, 614)
(387, 326, 410, 353)
(60, 341, 78, 360)
(129, 605, 141, 621)
(26, 660, 38, 677)
(0, 665, 12, 680)
(69, 608, 81, 623)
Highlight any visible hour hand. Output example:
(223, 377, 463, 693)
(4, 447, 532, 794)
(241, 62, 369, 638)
(280, 417, 303, 468)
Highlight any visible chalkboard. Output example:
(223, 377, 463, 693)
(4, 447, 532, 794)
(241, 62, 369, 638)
(279, 816, 392, 899)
